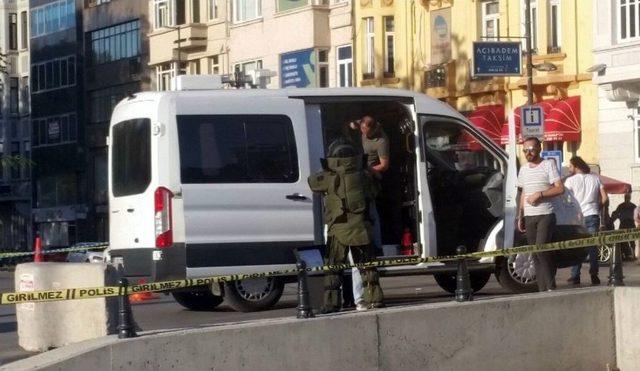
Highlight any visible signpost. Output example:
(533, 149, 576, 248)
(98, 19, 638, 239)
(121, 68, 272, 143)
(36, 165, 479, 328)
(521, 105, 544, 140)
(472, 41, 522, 76)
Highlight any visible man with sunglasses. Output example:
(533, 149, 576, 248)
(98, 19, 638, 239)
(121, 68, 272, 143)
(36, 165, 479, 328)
(517, 137, 565, 291)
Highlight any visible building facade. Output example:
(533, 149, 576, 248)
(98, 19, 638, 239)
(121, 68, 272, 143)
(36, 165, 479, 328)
(354, 0, 597, 168)
(83, 0, 151, 241)
(29, 0, 85, 247)
(593, 0, 640, 206)
(0, 0, 31, 251)
(148, 0, 353, 90)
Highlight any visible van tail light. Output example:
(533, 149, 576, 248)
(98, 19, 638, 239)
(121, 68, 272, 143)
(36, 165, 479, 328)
(155, 187, 173, 248)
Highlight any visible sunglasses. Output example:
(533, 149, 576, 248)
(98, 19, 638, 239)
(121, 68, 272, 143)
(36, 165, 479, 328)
(522, 147, 539, 154)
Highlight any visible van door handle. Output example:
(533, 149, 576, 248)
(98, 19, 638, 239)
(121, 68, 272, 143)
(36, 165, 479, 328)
(127, 208, 135, 213)
(285, 193, 308, 201)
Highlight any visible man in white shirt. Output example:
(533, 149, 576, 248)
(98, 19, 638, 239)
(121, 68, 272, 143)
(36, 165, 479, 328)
(564, 156, 607, 285)
(517, 137, 565, 292)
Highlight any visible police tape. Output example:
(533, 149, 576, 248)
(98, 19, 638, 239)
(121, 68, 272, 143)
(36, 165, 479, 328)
(0, 242, 109, 259)
(2, 228, 640, 305)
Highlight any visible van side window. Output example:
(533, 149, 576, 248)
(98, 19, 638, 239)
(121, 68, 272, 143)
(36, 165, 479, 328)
(177, 115, 299, 183)
(111, 118, 151, 197)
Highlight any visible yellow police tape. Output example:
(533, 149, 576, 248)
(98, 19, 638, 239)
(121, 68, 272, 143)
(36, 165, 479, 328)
(0, 242, 109, 259)
(2, 228, 640, 305)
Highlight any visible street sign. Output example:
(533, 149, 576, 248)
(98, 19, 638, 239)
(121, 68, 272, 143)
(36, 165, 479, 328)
(521, 105, 545, 140)
(472, 41, 522, 76)
(541, 150, 563, 176)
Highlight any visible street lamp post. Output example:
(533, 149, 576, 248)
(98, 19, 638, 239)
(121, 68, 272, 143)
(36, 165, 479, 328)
(525, 0, 534, 106)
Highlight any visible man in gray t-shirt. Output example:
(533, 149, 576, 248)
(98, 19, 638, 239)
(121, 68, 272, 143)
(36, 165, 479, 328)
(359, 116, 390, 177)
(517, 137, 565, 292)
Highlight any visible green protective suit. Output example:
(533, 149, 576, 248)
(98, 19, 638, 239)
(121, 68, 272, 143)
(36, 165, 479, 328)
(308, 154, 384, 312)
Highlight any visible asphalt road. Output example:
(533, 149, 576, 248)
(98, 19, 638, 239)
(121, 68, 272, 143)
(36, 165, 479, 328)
(2, 263, 640, 366)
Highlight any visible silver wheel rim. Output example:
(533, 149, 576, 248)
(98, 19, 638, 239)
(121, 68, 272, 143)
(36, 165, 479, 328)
(233, 278, 275, 302)
(507, 253, 537, 284)
(598, 245, 612, 263)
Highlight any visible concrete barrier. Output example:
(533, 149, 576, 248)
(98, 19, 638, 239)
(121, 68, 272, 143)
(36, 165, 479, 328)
(4, 287, 639, 371)
(14, 263, 118, 352)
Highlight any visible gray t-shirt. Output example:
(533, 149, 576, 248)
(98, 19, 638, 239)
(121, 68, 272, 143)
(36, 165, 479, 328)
(517, 159, 561, 216)
(362, 131, 390, 168)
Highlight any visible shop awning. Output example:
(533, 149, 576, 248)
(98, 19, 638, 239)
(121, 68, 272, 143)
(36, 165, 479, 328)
(599, 174, 632, 195)
(544, 96, 581, 142)
(464, 105, 504, 149)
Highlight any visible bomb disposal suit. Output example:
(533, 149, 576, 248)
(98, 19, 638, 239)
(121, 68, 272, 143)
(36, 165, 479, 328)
(308, 143, 384, 312)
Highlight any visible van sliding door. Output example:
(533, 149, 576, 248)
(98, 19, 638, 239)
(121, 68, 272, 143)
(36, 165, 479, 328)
(177, 98, 314, 277)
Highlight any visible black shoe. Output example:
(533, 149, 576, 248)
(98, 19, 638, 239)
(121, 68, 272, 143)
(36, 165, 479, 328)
(591, 274, 601, 286)
(567, 277, 580, 285)
(342, 301, 355, 309)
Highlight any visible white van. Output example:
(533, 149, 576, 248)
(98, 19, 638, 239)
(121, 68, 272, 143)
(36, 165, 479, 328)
(107, 77, 584, 312)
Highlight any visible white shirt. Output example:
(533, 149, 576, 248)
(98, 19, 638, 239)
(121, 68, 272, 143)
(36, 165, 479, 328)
(564, 173, 602, 217)
(517, 159, 561, 216)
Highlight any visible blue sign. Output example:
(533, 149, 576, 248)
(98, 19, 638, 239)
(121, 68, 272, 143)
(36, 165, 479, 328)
(280, 48, 316, 88)
(473, 41, 522, 76)
(521, 106, 545, 139)
(541, 150, 563, 176)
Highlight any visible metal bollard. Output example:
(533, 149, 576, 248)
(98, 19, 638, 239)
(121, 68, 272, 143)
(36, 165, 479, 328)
(117, 278, 138, 339)
(608, 243, 625, 287)
(455, 246, 473, 302)
(296, 260, 314, 319)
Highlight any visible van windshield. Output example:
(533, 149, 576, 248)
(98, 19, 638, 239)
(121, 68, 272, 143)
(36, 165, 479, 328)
(111, 118, 151, 197)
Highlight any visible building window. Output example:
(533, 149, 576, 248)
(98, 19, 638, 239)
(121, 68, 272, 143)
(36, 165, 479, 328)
(154, 0, 186, 28)
(209, 55, 221, 74)
(30, 0, 75, 39)
(20, 76, 29, 116)
(31, 55, 76, 94)
(635, 117, 640, 163)
(89, 20, 141, 65)
(337, 45, 353, 87)
(10, 142, 21, 180)
(88, 85, 136, 125)
(87, 0, 112, 7)
(234, 59, 263, 74)
(31, 113, 77, 148)
(521, 0, 538, 54)
(619, 0, 640, 42)
(482, 1, 500, 40)
(191, 0, 200, 23)
(208, 0, 219, 20)
(233, 0, 262, 23)
(156, 63, 174, 91)
(548, 0, 561, 53)
(384, 17, 395, 77)
(318, 49, 329, 87)
(9, 78, 19, 115)
(363, 17, 374, 79)
(9, 13, 18, 50)
(188, 60, 201, 74)
(20, 11, 28, 49)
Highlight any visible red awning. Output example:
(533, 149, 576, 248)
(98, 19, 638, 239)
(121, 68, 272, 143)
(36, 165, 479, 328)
(464, 105, 504, 150)
(544, 96, 581, 141)
(599, 175, 632, 195)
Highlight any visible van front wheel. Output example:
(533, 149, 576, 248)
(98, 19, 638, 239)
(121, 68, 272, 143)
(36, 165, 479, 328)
(224, 277, 284, 312)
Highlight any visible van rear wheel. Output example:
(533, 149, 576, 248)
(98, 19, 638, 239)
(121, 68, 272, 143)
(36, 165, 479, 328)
(172, 288, 224, 311)
(224, 277, 284, 312)
(433, 272, 492, 294)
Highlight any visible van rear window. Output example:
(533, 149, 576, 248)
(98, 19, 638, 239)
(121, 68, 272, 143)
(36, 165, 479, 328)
(177, 115, 299, 183)
(111, 118, 151, 197)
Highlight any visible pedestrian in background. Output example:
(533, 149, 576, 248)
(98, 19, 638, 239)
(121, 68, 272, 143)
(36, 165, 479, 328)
(565, 156, 607, 286)
(517, 137, 565, 292)
(634, 204, 640, 262)
(612, 192, 637, 260)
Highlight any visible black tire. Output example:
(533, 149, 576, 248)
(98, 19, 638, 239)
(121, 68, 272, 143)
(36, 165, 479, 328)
(172, 288, 224, 311)
(224, 277, 284, 312)
(433, 271, 492, 294)
(496, 256, 538, 294)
